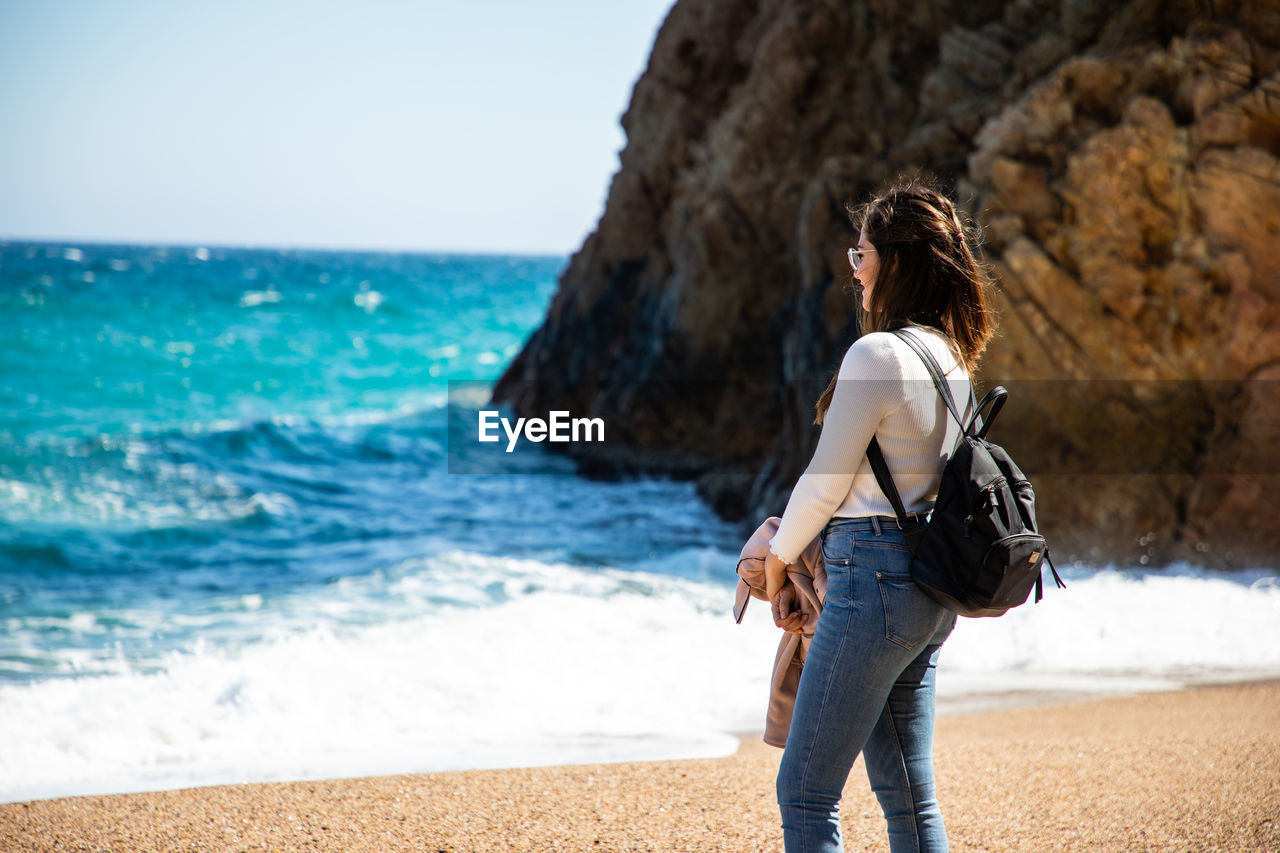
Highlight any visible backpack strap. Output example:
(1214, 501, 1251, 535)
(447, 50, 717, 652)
(894, 327, 1010, 439)
(867, 436, 910, 522)
(894, 327, 1020, 442)
(866, 327, 979, 528)
(866, 437, 928, 553)
(870, 327, 967, 527)
(969, 386, 1008, 440)
(889, 328, 974, 434)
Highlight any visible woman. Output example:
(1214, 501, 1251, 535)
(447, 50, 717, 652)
(765, 178, 995, 853)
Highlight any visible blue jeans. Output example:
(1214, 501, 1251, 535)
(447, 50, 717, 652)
(776, 516, 957, 853)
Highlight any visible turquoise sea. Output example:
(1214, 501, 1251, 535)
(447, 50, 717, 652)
(2, 240, 1278, 803)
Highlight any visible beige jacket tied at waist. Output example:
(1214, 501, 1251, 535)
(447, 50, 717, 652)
(733, 516, 827, 748)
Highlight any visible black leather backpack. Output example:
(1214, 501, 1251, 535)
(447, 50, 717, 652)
(867, 328, 1065, 617)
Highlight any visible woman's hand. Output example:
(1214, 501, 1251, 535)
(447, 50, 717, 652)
(771, 581, 807, 635)
(763, 549, 790, 601)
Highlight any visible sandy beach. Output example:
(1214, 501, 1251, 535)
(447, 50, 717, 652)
(4, 680, 1278, 852)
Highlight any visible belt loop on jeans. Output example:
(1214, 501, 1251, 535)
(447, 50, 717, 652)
(870, 516, 882, 536)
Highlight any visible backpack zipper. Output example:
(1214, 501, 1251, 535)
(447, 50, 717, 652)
(964, 477, 1006, 536)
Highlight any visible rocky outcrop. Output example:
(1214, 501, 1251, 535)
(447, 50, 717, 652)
(966, 20, 1280, 565)
(493, 0, 1280, 567)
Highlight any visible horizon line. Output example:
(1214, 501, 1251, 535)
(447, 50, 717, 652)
(0, 233, 575, 259)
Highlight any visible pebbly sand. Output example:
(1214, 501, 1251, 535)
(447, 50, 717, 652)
(3, 681, 1278, 852)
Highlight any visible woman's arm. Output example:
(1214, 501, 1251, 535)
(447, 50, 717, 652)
(768, 334, 905, 564)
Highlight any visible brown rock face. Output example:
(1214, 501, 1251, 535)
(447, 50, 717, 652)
(493, 0, 1280, 568)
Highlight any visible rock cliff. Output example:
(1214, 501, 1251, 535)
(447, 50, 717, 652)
(492, 0, 1280, 567)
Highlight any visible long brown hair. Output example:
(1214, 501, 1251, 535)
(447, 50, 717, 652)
(814, 177, 996, 425)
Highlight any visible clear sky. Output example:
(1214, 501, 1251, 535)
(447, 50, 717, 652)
(0, 0, 675, 254)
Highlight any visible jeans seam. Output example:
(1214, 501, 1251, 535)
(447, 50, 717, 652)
(883, 704, 922, 853)
(794, 565, 856, 853)
(845, 537, 856, 628)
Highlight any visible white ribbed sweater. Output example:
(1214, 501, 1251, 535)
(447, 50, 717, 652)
(768, 326, 973, 565)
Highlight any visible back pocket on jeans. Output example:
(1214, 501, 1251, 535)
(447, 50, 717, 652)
(876, 572, 942, 650)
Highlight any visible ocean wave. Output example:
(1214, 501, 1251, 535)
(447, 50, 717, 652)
(0, 559, 768, 803)
(942, 564, 1280, 679)
(1, 553, 1278, 803)
(0, 405, 451, 528)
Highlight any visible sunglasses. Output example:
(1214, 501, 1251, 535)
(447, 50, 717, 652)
(847, 247, 877, 272)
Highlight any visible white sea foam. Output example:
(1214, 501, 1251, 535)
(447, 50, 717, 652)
(1, 557, 1276, 803)
(239, 288, 282, 308)
(353, 290, 383, 312)
(0, 556, 776, 803)
(937, 566, 1280, 701)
